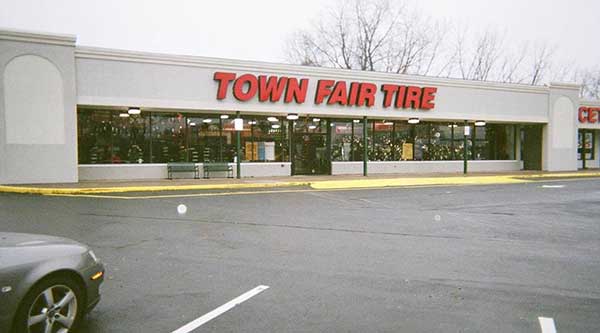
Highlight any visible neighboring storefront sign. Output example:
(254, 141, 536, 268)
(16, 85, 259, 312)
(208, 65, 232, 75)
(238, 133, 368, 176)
(578, 106, 600, 123)
(213, 71, 437, 110)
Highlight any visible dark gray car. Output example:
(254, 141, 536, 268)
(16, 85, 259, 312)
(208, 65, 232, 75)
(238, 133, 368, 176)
(0, 232, 104, 333)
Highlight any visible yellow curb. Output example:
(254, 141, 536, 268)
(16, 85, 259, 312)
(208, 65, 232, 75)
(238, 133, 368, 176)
(514, 172, 600, 179)
(1, 171, 599, 195)
(0, 181, 311, 195)
(309, 175, 529, 189)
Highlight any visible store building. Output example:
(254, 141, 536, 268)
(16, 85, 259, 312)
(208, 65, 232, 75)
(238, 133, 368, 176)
(0, 28, 598, 184)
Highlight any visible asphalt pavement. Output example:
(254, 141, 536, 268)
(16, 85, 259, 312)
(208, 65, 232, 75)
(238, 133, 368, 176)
(1, 179, 599, 332)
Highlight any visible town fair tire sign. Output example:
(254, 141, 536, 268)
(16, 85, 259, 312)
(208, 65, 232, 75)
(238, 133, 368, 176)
(213, 71, 437, 111)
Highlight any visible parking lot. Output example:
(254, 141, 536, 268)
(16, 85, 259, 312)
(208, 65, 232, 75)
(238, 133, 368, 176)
(2, 179, 600, 332)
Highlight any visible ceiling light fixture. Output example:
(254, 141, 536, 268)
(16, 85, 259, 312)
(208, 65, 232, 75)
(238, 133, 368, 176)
(127, 107, 141, 115)
(408, 118, 420, 124)
(286, 113, 299, 120)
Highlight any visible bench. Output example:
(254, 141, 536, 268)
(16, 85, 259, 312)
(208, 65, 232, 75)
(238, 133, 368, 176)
(203, 162, 233, 179)
(167, 162, 199, 179)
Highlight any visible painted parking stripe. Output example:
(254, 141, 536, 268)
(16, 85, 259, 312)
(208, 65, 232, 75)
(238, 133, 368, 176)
(538, 317, 557, 333)
(541, 185, 565, 188)
(171, 285, 269, 333)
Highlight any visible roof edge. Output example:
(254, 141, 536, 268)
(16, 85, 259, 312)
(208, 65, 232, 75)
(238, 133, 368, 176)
(0, 27, 76, 46)
(75, 45, 551, 95)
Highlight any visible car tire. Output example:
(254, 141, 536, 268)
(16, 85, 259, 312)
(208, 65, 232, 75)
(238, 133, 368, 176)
(13, 274, 85, 333)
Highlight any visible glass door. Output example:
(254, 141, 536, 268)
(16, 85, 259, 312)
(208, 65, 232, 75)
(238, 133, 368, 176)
(292, 119, 331, 175)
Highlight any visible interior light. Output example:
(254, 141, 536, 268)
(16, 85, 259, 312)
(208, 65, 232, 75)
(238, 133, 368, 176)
(308, 125, 317, 130)
(119, 113, 130, 118)
(267, 117, 279, 122)
(127, 107, 141, 115)
(271, 124, 281, 129)
(220, 114, 229, 119)
(313, 118, 320, 122)
(248, 120, 257, 125)
(286, 113, 299, 120)
(448, 124, 458, 128)
(202, 119, 212, 123)
(474, 120, 486, 127)
(189, 122, 196, 127)
(383, 121, 393, 125)
(353, 119, 360, 123)
(408, 118, 420, 124)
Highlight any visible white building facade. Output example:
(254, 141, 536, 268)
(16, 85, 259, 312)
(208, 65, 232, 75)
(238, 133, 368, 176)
(0, 29, 597, 184)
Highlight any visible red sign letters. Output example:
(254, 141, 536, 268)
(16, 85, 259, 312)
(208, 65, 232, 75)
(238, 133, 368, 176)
(578, 106, 600, 124)
(213, 71, 437, 110)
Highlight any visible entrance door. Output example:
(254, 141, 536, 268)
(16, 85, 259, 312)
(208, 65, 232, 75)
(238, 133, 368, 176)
(292, 133, 330, 175)
(522, 125, 543, 170)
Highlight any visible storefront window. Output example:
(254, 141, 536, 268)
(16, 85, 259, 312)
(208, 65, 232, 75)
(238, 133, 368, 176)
(78, 109, 151, 164)
(151, 113, 187, 163)
(367, 121, 397, 161)
(472, 125, 488, 160)
(578, 130, 595, 160)
(426, 123, 454, 160)
(331, 120, 363, 161)
(78, 109, 521, 165)
(485, 124, 516, 160)
(240, 117, 288, 162)
(392, 123, 412, 160)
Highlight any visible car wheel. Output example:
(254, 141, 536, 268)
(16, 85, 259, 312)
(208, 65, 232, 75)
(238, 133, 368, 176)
(13, 275, 84, 333)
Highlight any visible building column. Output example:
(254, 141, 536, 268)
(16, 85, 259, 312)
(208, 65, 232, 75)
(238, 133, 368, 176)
(0, 30, 78, 184)
(543, 83, 581, 171)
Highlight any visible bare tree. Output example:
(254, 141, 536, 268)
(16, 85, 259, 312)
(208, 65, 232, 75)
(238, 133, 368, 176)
(527, 43, 555, 85)
(285, 1, 597, 93)
(285, 0, 446, 75)
(452, 28, 504, 81)
(496, 42, 528, 84)
(579, 68, 600, 99)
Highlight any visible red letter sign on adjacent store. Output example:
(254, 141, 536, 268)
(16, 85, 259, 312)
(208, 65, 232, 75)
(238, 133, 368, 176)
(579, 106, 600, 124)
(213, 71, 437, 111)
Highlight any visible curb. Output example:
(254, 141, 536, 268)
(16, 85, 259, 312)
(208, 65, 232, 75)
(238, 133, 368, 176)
(1, 172, 600, 195)
(0, 181, 312, 195)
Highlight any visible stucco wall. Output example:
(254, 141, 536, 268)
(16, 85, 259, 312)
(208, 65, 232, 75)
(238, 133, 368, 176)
(75, 48, 550, 124)
(79, 162, 292, 180)
(0, 31, 78, 184)
(332, 160, 522, 175)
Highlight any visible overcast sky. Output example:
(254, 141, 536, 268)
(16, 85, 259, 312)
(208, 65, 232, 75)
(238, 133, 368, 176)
(1, 0, 598, 69)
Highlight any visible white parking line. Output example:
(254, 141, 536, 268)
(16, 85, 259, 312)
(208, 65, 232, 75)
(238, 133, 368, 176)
(541, 185, 565, 188)
(538, 317, 557, 333)
(171, 285, 269, 333)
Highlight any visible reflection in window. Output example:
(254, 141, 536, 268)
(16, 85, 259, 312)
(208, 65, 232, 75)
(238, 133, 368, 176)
(151, 113, 186, 163)
(578, 131, 595, 160)
(78, 110, 151, 164)
(78, 109, 520, 165)
(240, 117, 288, 162)
(331, 121, 363, 161)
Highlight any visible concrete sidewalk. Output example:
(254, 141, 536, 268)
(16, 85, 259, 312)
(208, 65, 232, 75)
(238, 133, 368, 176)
(1, 170, 600, 195)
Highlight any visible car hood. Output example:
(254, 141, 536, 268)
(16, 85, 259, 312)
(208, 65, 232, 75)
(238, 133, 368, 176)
(0, 232, 83, 248)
